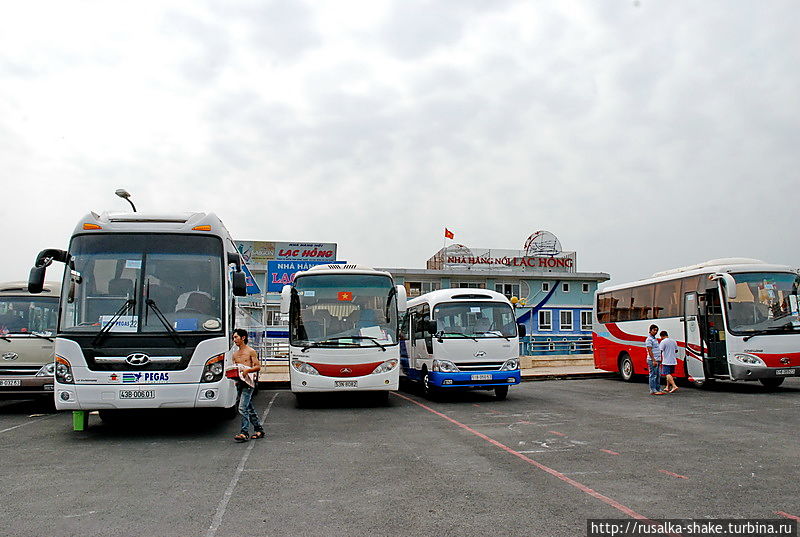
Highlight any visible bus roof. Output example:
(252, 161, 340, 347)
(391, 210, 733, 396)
(297, 264, 394, 279)
(72, 211, 234, 240)
(407, 288, 512, 309)
(601, 259, 797, 293)
(0, 281, 61, 296)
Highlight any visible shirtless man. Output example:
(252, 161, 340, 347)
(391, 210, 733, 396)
(231, 329, 265, 442)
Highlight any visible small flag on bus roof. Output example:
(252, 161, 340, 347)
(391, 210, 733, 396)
(444, 228, 454, 239)
(338, 291, 353, 301)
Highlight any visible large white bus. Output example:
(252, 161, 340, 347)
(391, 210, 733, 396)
(593, 258, 800, 388)
(281, 264, 406, 404)
(400, 289, 523, 400)
(28, 211, 248, 422)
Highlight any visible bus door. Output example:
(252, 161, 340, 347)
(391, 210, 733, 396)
(683, 292, 705, 382)
(704, 288, 729, 377)
(409, 305, 433, 381)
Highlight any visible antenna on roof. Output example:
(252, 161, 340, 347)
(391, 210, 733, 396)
(115, 189, 137, 212)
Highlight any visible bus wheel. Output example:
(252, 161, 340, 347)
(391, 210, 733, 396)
(494, 386, 509, 400)
(98, 410, 120, 425)
(422, 372, 437, 400)
(759, 378, 785, 389)
(619, 353, 635, 382)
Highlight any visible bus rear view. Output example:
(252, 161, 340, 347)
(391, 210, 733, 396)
(281, 264, 406, 404)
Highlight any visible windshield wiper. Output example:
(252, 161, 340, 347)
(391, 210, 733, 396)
(301, 337, 361, 352)
(92, 298, 136, 347)
(742, 323, 799, 341)
(6, 331, 54, 342)
(343, 335, 388, 351)
(476, 331, 510, 341)
(145, 299, 185, 346)
(437, 331, 477, 341)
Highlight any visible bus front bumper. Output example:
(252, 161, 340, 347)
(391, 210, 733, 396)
(291, 370, 399, 392)
(729, 363, 800, 381)
(430, 370, 521, 389)
(54, 381, 233, 411)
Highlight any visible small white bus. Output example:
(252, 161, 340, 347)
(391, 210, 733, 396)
(281, 264, 407, 405)
(400, 289, 524, 400)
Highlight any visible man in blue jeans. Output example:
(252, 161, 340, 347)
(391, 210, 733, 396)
(231, 329, 265, 442)
(645, 324, 664, 395)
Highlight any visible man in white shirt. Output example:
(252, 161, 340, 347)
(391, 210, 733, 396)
(645, 324, 664, 395)
(659, 330, 679, 393)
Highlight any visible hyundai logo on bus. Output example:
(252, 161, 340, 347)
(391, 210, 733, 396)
(2, 352, 18, 361)
(475, 351, 486, 357)
(125, 353, 151, 367)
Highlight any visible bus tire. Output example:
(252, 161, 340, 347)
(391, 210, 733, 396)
(494, 386, 509, 400)
(619, 353, 635, 382)
(759, 378, 785, 389)
(98, 410, 120, 425)
(422, 371, 437, 400)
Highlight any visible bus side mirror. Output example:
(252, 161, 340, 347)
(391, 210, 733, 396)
(280, 285, 292, 315)
(425, 319, 438, 335)
(232, 271, 247, 296)
(395, 285, 407, 312)
(712, 272, 737, 300)
(28, 266, 46, 294)
(517, 324, 526, 338)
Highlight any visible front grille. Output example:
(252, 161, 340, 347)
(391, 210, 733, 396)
(0, 366, 40, 376)
(453, 361, 505, 371)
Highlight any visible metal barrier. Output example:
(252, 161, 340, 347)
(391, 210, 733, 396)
(520, 338, 593, 356)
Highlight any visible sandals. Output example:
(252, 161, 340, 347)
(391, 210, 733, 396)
(233, 433, 249, 443)
(251, 430, 265, 440)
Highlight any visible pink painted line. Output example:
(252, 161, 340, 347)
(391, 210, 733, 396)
(548, 430, 567, 437)
(659, 469, 688, 479)
(600, 449, 620, 455)
(392, 392, 649, 520)
(775, 511, 800, 521)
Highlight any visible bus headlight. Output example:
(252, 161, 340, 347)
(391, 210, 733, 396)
(36, 362, 56, 376)
(291, 360, 320, 375)
(500, 358, 520, 371)
(432, 360, 459, 373)
(371, 359, 398, 375)
(734, 354, 765, 366)
(55, 355, 74, 384)
(201, 354, 225, 383)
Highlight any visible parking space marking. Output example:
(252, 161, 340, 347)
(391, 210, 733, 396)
(775, 511, 799, 521)
(0, 414, 54, 435)
(600, 449, 620, 455)
(658, 470, 688, 480)
(206, 392, 279, 537)
(393, 392, 649, 520)
(548, 430, 567, 437)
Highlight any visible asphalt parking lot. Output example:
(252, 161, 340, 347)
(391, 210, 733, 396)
(1, 377, 799, 537)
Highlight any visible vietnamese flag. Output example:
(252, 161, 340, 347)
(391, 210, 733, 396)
(338, 291, 353, 301)
(444, 228, 454, 239)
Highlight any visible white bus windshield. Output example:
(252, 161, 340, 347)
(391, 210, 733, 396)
(0, 296, 59, 335)
(292, 274, 397, 347)
(726, 272, 800, 334)
(60, 234, 224, 333)
(432, 302, 516, 338)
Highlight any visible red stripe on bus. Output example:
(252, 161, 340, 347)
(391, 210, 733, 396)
(605, 323, 647, 343)
(308, 361, 384, 377)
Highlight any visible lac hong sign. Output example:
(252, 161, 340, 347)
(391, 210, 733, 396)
(267, 260, 345, 292)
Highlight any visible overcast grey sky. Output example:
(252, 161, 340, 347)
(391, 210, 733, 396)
(1, 0, 798, 287)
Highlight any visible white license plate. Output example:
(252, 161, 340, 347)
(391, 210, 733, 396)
(334, 381, 357, 388)
(119, 390, 155, 399)
(0, 380, 22, 387)
(471, 374, 493, 381)
(775, 369, 796, 376)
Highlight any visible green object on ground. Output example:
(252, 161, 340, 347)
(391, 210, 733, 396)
(72, 411, 88, 431)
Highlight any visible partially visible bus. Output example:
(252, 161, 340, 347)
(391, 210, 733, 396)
(400, 289, 523, 400)
(593, 258, 800, 388)
(281, 264, 406, 405)
(0, 281, 60, 401)
(28, 211, 248, 423)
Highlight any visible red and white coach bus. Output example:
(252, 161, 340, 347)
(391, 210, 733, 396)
(593, 258, 800, 388)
